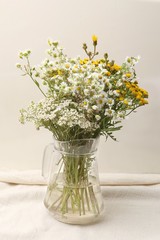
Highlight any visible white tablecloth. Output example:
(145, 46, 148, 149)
(0, 170, 160, 240)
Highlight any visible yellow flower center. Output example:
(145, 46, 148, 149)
(65, 63, 70, 69)
(126, 73, 131, 78)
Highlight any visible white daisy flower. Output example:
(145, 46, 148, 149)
(92, 105, 98, 110)
(82, 99, 89, 109)
(113, 90, 120, 96)
(95, 115, 101, 121)
(84, 89, 90, 96)
(100, 91, 107, 99)
(106, 98, 114, 106)
(96, 98, 106, 109)
(104, 109, 114, 117)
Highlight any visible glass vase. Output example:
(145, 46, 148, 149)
(42, 138, 104, 225)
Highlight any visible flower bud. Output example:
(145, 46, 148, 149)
(104, 53, 108, 60)
(16, 63, 21, 68)
(92, 35, 98, 46)
(83, 43, 87, 50)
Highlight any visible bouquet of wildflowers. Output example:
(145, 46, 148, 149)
(17, 36, 148, 221)
(17, 35, 148, 141)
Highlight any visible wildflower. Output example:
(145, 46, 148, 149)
(95, 115, 101, 121)
(123, 99, 128, 105)
(96, 98, 106, 109)
(106, 98, 114, 106)
(114, 64, 121, 71)
(16, 63, 21, 68)
(84, 89, 89, 96)
(52, 41, 59, 47)
(65, 63, 70, 69)
(125, 73, 132, 78)
(82, 100, 89, 109)
(106, 71, 111, 76)
(92, 105, 98, 110)
(104, 109, 114, 117)
(17, 37, 148, 142)
(79, 59, 84, 65)
(140, 99, 148, 105)
(92, 35, 98, 46)
(113, 90, 120, 96)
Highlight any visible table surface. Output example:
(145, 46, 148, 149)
(0, 171, 160, 240)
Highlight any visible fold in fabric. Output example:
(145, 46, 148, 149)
(0, 169, 160, 186)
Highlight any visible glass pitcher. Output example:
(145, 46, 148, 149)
(42, 138, 104, 225)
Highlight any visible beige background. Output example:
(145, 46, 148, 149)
(0, 0, 159, 173)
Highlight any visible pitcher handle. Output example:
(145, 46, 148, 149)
(42, 143, 54, 179)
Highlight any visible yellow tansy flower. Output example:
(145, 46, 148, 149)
(115, 64, 121, 71)
(92, 35, 98, 42)
(140, 88, 149, 97)
(92, 60, 99, 66)
(111, 64, 121, 71)
(106, 71, 111, 76)
(136, 93, 142, 99)
(140, 99, 148, 105)
(119, 96, 124, 101)
(83, 58, 89, 64)
(79, 59, 84, 65)
(123, 100, 128, 105)
(58, 70, 62, 75)
(92, 35, 98, 46)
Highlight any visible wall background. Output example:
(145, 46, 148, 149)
(0, 0, 159, 173)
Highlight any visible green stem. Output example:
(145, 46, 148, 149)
(25, 57, 47, 97)
(85, 188, 91, 211)
(46, 153, 100, 217)
(81, 188, 85, 215)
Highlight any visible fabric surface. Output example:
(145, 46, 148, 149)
(0, 170, 160, 240)
(1, 169, 160, 186)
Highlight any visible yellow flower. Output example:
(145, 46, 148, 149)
(92, 35, 98, 45)
(143, 99, 148, 104)
(79, 59, 84, 65)
(111, 64, 121, 71)
(106, 71, 111, 76)
(140, 88, 149, 97)
(119, 96, 124, 101)
(58, 70, 62, 75)
(65, 63, 70, 69)
(92, 35, 98, 42)
(115, 64, 121, 71)
(140, 99, 148, 105)
(92, 60, 99, 66)
(130, 88, 136, 95)
(123, 100, 128, 105)
(136, 93, 142, 99)
(83, 58, 89, 64)
(126, 73, 132, 78)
